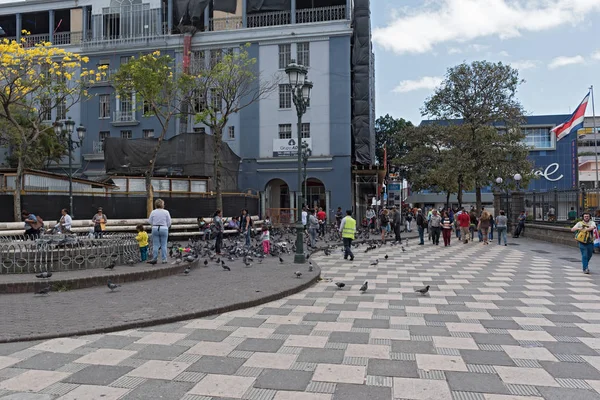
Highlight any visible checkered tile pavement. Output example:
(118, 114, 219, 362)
(2, 238, 600, 399)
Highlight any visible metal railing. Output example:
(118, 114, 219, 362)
(92, 141, 104, 154)
(266, 208, 297, 226)
(296, 5, 347, 23)
(247, 10, 291, 28)
(209, 16, 243, 31)
(113, 111, 137, 123)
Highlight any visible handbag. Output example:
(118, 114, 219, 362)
(575, 224, 594, 244)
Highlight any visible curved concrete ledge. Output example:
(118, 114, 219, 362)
(0, 258, 321, 343)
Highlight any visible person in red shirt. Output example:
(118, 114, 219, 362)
(317, 207, 327, 237)
(457, 208, 471, 244)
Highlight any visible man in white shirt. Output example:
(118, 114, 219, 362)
(302, 206, 308, 230)
(60, 208, 72, 233)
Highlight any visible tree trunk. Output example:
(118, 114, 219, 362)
(475, 185, 482, 213)
(145, 172, 153, 217)
(213, 127, 223, 210)
(457, 174, 463, 208)
(445, 191, 451, 210)
(13, 150, 25, 222)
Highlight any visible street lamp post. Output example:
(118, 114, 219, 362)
(302, 142, 312, 209)
(54, 117, 86, 218)
(513, 173, 522, 191)
(285, 60, 313, 264)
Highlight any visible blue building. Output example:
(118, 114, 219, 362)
(408, 114, 577, 208)
(0, 0, 376, 220)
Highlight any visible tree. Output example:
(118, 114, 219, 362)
(193, 45, 278, 210)
(375, 114, 413, 166)
(0, 34, 102, 221)
(422, 60, 527, 211)
(113, 51, 196, 216)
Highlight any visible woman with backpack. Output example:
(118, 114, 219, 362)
(572, 212, 596, 274)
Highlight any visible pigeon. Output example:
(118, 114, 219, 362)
(35, 286, 51, 295)
(324, 249, 331, 256)
(335, 282, 345, 289)
(222, 264, 231, 271)
(175, 258, 182, 264)
(415, 285, 430, 295)
(370, 259, 379, 266)
(107, 281, 121, 291)
(104, 263, 115, 270)
(244, 261, 252, 268)
(204, 259, 208, 266)
(147, 259, 157, 265)
(402, 247, 406, 252)
(186, 255, 195, 263)
(126, 259, 135, 265)
(279, 256, 284, 264)
(36, 271, 52, 279)
(384, 254, 388, 260)
(306, 253, 310, 260)
(216, 258, 221, 264)
(359, 281, 368, 292)
(184, 266, 191, 275)
(308, 262, 314, 272)
(295, 271, 302, 278)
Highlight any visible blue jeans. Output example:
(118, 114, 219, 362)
(497, 227, 507, 245)
(140, 246, 148, 261)
(245, 228, 251, 247)
(489, 226, 494, 240)
(152, 226, 168, 261)
(418, 226, 424, 244)
(580, 242, 594, 271)
(343, 238, 354, 259)
(309, 227, 317, 247)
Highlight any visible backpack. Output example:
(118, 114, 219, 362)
(32, 215, 44, 230)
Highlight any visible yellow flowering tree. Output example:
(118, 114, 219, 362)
(194, 45, 279, 210)
(113, 51, 196, 216)
(0, 33, 103, 221)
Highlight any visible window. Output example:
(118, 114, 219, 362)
(99, 94, 110, 119)
(40, 98, 51, 121)
(523, 128, 553, 149)
(279, 84, 291, 109)
(210, 49, 222, 67)
(301, 123, 310, 138)
(99, 131, 110, 142)
(278, 124, 292, 139)
(210, 88, 222, 111)
(143, 129, 154, 138)
(56, 99, 66, 120)
(228, 126, 235, 139)
(279, 44, 291, 69)
(120, 56, 132, 65)
(119, 92, 133, 117)
(192, 90, 207, 113)
(142, 99, 153, 116)
(194, 127, 206, 133)
(190, 50, 205, 74)
(297, 42, 310, 67)
(121, 130, 132, 139)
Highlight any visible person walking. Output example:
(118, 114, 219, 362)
(261, 225, 270, 255)
(441, 211, 453, 247)
(135, 224, 149, 261)
(457, 208, 471, 244)
(308, 209, 319, 248)
(92, 207, 107, 238)
(416, 208, 426, 245)
(302, 206, 308, 231)
(380, 209, 390, 242)
(405, 209, 413, 232)
(571, 212, 596, 274)
(393, 206, 402, 242)
(478, 211, 491, 245)
(469, 211, 478, 241)
(515, 211, 526, 237)
(366, 207, 376, 234)
(339, 209, 356, 261)
(335, 207, 343, 229)
(213, 209, 224, 255)
(495, 210, 508, 246)
(317, 207, 326, 237)
(148, 199, 171, 264)
(430, 209, 442, 245)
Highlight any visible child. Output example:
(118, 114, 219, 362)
(261, 225, 270, 255)
(135, 224, 149, 261)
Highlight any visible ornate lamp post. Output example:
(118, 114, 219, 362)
(301, 142, 312, 208)
(285, 59, 313, 264)
(513, 173, 522, 190)
(54, 117, 86, 218)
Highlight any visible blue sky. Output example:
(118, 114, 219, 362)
(372, 0, 600, 125)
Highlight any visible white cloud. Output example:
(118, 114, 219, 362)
(548, 55, 585, 69)
(593, 50, 600, 60)
(393, 76, 443, 93)
(511, 60, 538, 70)
(498, 50, 510, 57)
(373, 0, 600, 54)
(448, 47, 462, 54)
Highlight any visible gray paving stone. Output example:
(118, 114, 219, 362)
(253, 369, 313, 391)
(0, 342, 42, 357)
(297, 348, 345, 364)
(225, 317, 267, 327)
(303, 313, 339, 322)
(86, 335, 139, 349)
(424, 314, 461, 323)
(0, 394, 55, 400)
(13, 352, 79, 371)
(366, 359, 418, 378)
(186, 355, 246, 375)
(332, 383, 392, 400)
(257, 307, 292, 316)
(546, 314, 587, 323)
(479, 320, 521, 330)
(541, 341, 600, 356)
(409, 326, 451, 337)
(186, 329, 232, 342)
(326, 303, 359, 311)
(273, 324, 315, 336)
(537, 386, 600, 400)
(328, 332, 370, 344)
(284, 299, 316, 306)
(391, 340, 436, 354)
(459, 350, 515, 366)
(544, 326, 592, 338)
(346, 296, 375, 302)
(352, 319, 389, 329)
(121, 379, 195, 400)
(133, 345, 188, 360)
(236, 338, 285, 353)
(540, 361, 600, 380)
(62, 365, 134, 386)
(470, 333, 519, 345)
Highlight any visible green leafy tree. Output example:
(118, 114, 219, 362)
(113, 51, 196, 216)
(193, 45, 279, 210)
(422, 60, 528, 211)
(375, 114, 413, 166)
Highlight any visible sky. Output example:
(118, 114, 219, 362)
(372, 0, 600, 125)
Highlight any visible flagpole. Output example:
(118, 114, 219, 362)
(592, 85, 599, 189)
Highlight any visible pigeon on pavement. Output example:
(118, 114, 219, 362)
(415, 285, 430, 295)
(147, 259, 157, 265)
(370, 259, 379, 266)
(104, 263, 115, 270)
(308, 262, 314, 272)
(36, 271, 52, 279)
(295, 271, 302, 278)
(204, 259, 208, 266)
(126, 259, 135, 265)
(359, 281, 368, 292)
(35, 286, 51, 295)
(279, 256, 284, 264)
(222, 264, 231, 271)
(384, 254, 388, 260)
(107, 281, 121, 291)
(335, 282, 345, 289)
(184, 266, 191, 275)
(402, 247, 406, 252)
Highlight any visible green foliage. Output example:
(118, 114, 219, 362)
(375, 114, 413, 166)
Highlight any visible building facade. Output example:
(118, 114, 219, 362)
(0, 0, 373, 218)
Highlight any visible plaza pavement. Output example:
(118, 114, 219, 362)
(2, 236, 600, 399)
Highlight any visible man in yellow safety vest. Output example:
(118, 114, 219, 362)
(339, 209, 356, 261)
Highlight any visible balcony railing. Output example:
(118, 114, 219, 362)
(209, 16, 243, 31)
(113, 111, 137, 123)
(247, 10, 291, 28)
(3, 31, 85, 47)
(92, 141, 104, 154)
(296, 5, 347, 23)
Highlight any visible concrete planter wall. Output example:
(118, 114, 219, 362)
(523, 223, 577, 248)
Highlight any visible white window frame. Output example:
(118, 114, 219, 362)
(301, 123, 310, 138)
(278, 44, 291, 69)
(99, 94, 111, 119)
(227, 126, 235, 140)
(99, 131, 110, 142)
(297, 42, 310, 67)
(279, 84, 291, 109)
(120, 130, 132, 139)
(143, 129, 154, 138)
(278, 124, 292, 139)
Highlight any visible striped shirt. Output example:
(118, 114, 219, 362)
(442, 217, 453, 229)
